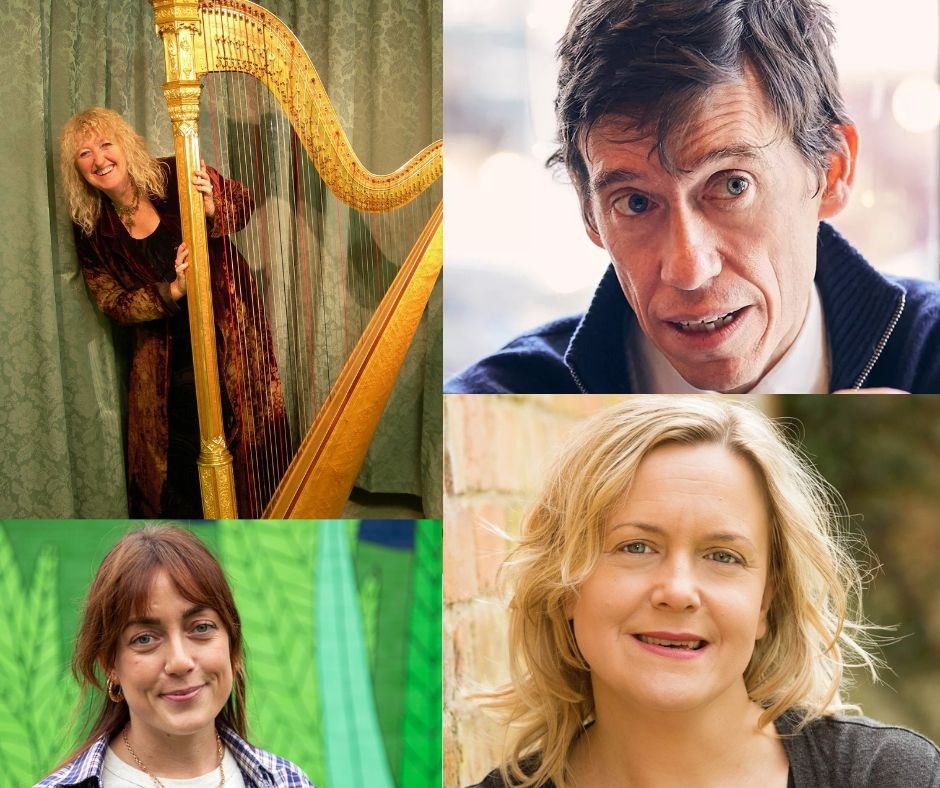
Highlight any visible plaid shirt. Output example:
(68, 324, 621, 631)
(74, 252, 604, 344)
(33, 726, 314, 787)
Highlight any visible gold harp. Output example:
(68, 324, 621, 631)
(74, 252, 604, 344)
(148, 0, 442, 518)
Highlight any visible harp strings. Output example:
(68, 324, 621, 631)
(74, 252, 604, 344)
(201, 11, 289, 517)
(196, 5, 440, 516)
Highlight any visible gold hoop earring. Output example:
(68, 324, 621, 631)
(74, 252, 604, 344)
(107, 678, 124, 703)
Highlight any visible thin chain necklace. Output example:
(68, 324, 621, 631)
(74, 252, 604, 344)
(121, 726, 225, 788)
(112, 186, 140, 231)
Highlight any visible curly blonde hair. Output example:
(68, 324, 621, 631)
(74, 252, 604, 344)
(488, 396, 880, 788)
(59, 107, 167, 235)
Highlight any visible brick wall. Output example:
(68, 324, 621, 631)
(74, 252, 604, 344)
(443, 394, 625, 787)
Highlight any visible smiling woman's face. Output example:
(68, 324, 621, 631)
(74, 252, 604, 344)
(569, 441, 772, 716)
(75, 132, 130, 198)
(109, 570, 233, 741)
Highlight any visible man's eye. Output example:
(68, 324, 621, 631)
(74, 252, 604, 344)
(193, 622, 216, 634)
(614, 192, 653, 215)
(725, 176, 749, 196)
(131, 633, 154, 646)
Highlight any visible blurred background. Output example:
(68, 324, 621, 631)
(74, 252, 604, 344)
(443, 0, 940, 377)
(443, 394, 940, 786)
(2, 519, 441, 788)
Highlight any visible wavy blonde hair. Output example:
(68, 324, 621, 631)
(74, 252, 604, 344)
(59, 107, 167, 235)
(488, 396, 880, 788)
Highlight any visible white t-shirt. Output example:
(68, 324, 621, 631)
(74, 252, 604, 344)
(101, 746, 247, 788)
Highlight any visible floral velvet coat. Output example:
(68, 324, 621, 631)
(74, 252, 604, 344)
(73, 158, 289, 518)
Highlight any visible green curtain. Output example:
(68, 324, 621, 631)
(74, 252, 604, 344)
(0, 0, 442, 518)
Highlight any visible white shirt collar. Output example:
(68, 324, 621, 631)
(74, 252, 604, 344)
(631, 285, 829, 393)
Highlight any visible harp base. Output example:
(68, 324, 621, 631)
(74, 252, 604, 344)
(196, 441, 238, 518)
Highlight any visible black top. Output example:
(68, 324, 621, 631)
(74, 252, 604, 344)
(128, 220, 201, 515)
(131, 218, 177, 280)
(469, 713, 940, 787)
(128, 220, 192, 373)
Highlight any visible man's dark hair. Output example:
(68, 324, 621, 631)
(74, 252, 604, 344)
(550, 0, 851, 192)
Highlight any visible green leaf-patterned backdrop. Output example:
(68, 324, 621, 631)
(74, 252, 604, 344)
(0, 519, 442, 788)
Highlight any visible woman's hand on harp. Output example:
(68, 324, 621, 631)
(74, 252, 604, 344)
(169, 242, 190, 301)
(192, 160, 216, 220)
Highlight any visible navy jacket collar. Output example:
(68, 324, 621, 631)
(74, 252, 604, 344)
(814, 223, 905, 389)
(564, 264, 633, 393)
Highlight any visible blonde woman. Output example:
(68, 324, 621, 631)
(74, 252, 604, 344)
(59, 107, 288, 518)
(472, 397, 939, 787)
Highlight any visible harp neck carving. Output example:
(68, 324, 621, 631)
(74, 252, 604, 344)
(152, 0, 442, 212)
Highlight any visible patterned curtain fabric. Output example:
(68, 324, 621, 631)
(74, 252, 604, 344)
(0, 0, 442, 517)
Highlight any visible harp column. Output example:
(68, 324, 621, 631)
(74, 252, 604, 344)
(150, 0, 238, 519)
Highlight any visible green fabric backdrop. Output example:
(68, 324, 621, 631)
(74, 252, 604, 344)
(0, 0, 443, 518)
(1, 519, 442, 788)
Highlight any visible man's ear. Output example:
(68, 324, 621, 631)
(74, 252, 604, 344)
(818, 124, 859, 220)
(580, 195, 605, 249)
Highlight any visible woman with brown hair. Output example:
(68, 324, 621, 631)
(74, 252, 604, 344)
(59, 107, 289, 518)
(35, 525, 312, 787)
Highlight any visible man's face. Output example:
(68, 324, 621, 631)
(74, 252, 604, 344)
(580, 72, 852, 392)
